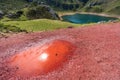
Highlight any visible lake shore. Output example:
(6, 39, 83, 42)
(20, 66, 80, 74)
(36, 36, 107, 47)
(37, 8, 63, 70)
(58, 12, 120, 20)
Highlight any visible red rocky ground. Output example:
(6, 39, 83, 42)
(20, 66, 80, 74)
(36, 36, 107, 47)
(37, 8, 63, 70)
(0, 22, 120, 80)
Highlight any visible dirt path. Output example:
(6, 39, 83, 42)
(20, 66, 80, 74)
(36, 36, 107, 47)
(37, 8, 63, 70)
(0, 22, 120, 80)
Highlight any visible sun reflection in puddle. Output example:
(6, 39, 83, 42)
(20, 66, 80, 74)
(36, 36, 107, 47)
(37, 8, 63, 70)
(9, 40, 76, 77)
(38, 52, 49, 61)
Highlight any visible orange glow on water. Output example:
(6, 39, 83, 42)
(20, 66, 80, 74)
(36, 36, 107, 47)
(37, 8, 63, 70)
(10, 40, 76, 76)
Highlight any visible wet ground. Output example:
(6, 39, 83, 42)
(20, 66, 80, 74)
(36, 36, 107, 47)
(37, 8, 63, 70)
(0, 22, 120, 80)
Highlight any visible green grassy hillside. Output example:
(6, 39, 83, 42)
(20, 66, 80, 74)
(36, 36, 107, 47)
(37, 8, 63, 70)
(105, 0, 120, 15)
(0, 0, 27, 11)
(85, 0, 120, 15)
(1, 19, 80, 32)
(0, 0, 119, 15)
(0, 0, 120, 15)
(0, 0, 119, 35)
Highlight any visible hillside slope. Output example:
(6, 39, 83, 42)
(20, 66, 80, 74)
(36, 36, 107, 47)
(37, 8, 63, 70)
(0, 0, 27, 11)
(85, 0, 120, 14)
(2, 19, 80, 31)
(0, 22, 120, 79)
(0, 0, 120, 15)
(44, 0, 120, 15)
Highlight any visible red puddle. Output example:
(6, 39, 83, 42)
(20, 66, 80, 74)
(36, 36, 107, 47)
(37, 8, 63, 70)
(10, 40, 76, 77)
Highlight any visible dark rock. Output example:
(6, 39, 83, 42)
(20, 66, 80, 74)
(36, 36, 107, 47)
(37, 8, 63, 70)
(0, 10, 4, 18)
(26, 0, 33, 2)
(67, 26, 74, 29)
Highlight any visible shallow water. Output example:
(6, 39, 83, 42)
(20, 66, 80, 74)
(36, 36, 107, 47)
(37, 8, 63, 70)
(62, 13, 118, 24)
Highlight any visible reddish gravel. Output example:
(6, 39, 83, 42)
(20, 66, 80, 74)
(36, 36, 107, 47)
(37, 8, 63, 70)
(0, 22, 120, 80)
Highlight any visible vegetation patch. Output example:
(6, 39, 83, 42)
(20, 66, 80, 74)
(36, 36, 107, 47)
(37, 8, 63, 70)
(107, 6, 120, 15)
(2, 19, 80, 32)
(25, 5, 60, 20)
(83, 6, 103, 13)
(0, 23, 27, 33)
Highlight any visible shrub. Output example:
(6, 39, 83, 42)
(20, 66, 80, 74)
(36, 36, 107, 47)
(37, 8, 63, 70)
(83, 6, 91, 12)
(0, 23, 27, 33)
(91, 6, 103, 13)
(6, 10, 23, 19)
(83, 6, 103, 13)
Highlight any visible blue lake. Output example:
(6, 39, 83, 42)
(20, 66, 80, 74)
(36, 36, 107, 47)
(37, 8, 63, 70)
(62, 13, 118, 24)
